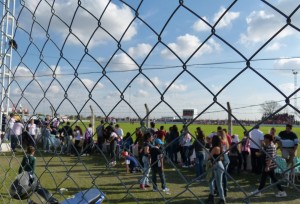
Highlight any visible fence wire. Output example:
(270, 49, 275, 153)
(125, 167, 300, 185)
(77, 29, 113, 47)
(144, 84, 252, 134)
(0, 0, 300, 203)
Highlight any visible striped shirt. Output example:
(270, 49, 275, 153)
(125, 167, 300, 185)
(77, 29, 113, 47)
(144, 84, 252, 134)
(264, 143, 277, 170)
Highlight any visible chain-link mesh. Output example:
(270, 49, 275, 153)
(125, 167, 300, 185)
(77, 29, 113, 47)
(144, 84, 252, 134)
(0, 0, 300, 203)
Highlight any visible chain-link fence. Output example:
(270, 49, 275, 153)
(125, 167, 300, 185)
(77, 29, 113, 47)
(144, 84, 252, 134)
(0, 0, 300, 203)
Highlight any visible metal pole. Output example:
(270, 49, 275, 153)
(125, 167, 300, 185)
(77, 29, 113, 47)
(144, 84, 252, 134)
(0, 0, 16, 131)
(293, 70, 298, 121)
(227, 102, 232, 135)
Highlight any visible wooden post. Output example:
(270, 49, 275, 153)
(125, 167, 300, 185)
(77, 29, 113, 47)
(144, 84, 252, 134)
(89, 105, 95, 133)
(227, 102, 232, 135)
(144, 103, 150, 128)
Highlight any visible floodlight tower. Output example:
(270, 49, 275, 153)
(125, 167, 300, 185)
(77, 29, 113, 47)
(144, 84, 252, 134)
(292, 70, 298, 119)
(0, 0, 16, 127)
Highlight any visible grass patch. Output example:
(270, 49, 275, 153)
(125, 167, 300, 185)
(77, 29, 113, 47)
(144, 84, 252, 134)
(0, 150, 300, 204)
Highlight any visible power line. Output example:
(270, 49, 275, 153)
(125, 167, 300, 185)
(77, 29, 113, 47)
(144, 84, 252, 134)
(8, 55, 300, 78)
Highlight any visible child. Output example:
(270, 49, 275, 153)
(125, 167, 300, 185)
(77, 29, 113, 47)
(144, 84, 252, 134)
(150, 138, 169, 192)
(121, 151, 140, 173)
(250, 134, 287, 197)
(19, 146, 36, 174)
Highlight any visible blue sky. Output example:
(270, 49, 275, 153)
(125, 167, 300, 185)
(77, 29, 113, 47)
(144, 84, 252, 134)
(6, 0, 300, 121)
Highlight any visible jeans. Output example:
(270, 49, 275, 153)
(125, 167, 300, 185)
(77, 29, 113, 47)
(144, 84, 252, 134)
(64, 136, 71, 154)
(242, 151, 249, 170)
(110, 140, 117, 162)
(140, 156, 151, 185)
(195, 151, 205, 178)
(43, 137, 50, 151)
(222, 154, 230, 193)
(250, 148, 262, 174)
(209, 161, 225, 201)
(258, 168, 283, 191)
(183, 146, 191, 166)
(152, 167, 166, 190)
(11, 135, 18, 151)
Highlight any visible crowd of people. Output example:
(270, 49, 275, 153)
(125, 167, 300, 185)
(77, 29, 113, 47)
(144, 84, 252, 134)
(2, 114, 299, 204)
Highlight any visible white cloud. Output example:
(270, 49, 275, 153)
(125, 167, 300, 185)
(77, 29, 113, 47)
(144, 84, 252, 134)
(134, 89, 148, 97)
(109, 53, 138, 71)
(136, 76, 161, 87)
(213, 7, 240, 29)
(164, 82, 187, 92)
(239, 10, 294, 45)
(81, 78, 104, 90)
(274, 58, 300, 75)
(192, 7, 239, 32)
(48, 85, 61, 94)
(192, 16, 210, 31)
(128, 43, 152, 58)
(161, 34, 220, 60)
(14, 66, 32, 77)
(265, 42, 285, 51)
(23, 0, 137, 47)
(279, 83, 294, 95)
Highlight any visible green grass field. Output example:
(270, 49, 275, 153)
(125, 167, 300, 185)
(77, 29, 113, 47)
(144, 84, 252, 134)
(0, 122, 300, 203)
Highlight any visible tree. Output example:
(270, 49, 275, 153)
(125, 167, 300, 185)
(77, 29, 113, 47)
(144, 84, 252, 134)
(260, 100, 280, 117)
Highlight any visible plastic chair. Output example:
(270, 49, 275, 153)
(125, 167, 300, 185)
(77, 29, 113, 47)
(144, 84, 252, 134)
(292, 157, 300, 185)
(274, 157, 290, 187)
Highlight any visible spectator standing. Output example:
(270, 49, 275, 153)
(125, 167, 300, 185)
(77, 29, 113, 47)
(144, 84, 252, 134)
(27, 119, 37, 147)
(83, 124, 93, 155)
(278, 124, 298, 167)
(74, 126, 83, 155)
(206, 135, 225, 204)
(140, 133, 153, 189)
(156, 126, 166, 141)
(108, 126, 118, 166)
(11, 119, 24, 152)
(8, 113, 15, 141)
(250, 134, 287, 198)
(220, 130, 230, 197)
(223, 128, 232, 146)
(149, 121, 158, 137)
(249, 125, 264, 174)
(193, 128, 206, 181)
(114, 124, 124, 140)
(241, 131, 250, 171)
(42, 124, 52, 153)
(170, 125, 179, 163)
(134, 127, 144, 165)
(150, 138, 169, 192)
(181, 126, 192, 168)
(96, 120, 105, 151)
(60, 121, 73, 155)
(115, 124, 124, 158)
(165, 126, 172, 161)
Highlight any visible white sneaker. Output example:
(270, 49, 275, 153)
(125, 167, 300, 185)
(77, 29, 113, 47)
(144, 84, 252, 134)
(275, 191, 287, 197)
(162, 188, 170, 192)
(250, 189, 261, 197)
(182, 165, 188, 168)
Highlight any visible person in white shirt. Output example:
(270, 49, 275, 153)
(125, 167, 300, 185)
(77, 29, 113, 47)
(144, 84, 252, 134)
(249, 125, 264, 174)
(27, 119, 37, 146)
(11, 120, 24, 152)
(115, 124, 124, 140)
